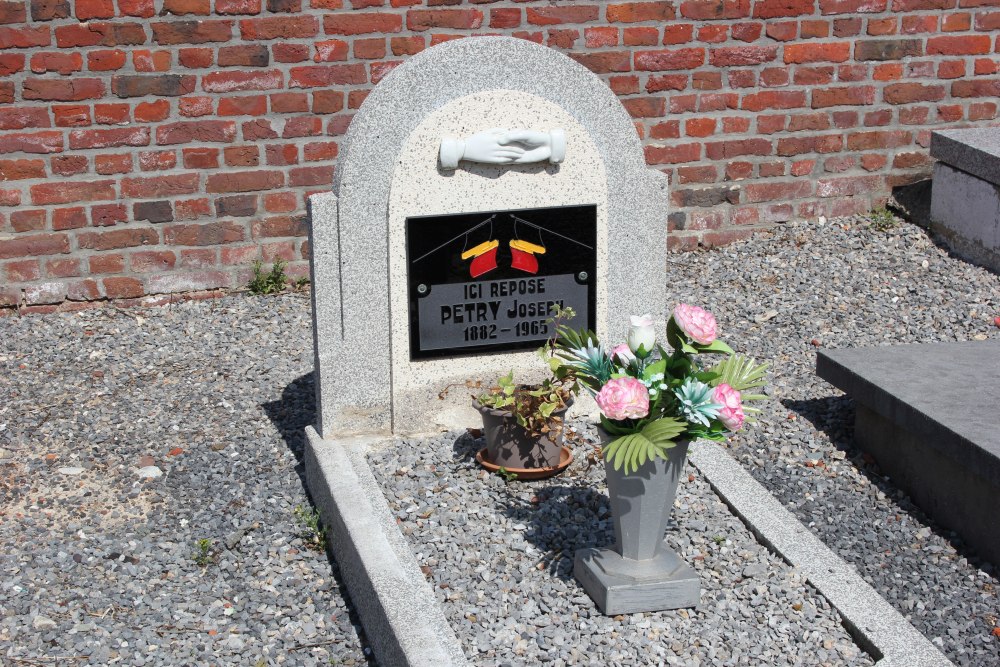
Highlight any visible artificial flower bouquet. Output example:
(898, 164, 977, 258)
(554, 304, 768, 474)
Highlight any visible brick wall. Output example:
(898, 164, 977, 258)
(1, 0, 998, 314)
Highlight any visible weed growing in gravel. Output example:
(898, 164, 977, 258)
(497, 466, 518, 483)
(712, 535, 726, 545)
(293, 276, 310, 291)
(193, 538, 215, 567)
(868, 206, 899, 232)
(247, 259, 289, 295)
(294, 504, 327, 551)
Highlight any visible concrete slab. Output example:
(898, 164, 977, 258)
(689, 441, 954, 667)
(817, 341, 1000, 565)
(931, 128, 1000, 187)
(304, 428, 468, 667)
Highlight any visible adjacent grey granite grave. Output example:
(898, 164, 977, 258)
(930, 128, 1000, 274)
(817, 340, 1000, 565)
(303, 36, 672, 664)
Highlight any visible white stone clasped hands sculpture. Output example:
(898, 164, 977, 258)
(439, 128, 566, 170)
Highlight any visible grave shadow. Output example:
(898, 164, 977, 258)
(261, 371, 378, 665)
(261, 371, 316, 487)
(782, 394, 992, 572)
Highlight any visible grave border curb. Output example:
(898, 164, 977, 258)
(688, 440, 954, 667)
(304, 427, 469, 667)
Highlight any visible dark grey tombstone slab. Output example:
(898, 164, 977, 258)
(817, 340, 1000, 565)
(929, 128, 1000, 274)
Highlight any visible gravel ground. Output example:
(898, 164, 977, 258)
(0, 294, 371, 666)
(2, 213, 999, 666)
(668, 216, 1000, 666)
(370, 427, 874, 666)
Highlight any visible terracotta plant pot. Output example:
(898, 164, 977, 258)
(473, 397, 572, 470)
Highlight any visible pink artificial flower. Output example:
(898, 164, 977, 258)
(611, 343, 636, 365)
(714, 383, 745, 431)
(673, 303, 718, 345)
(596, 377, 649, 421)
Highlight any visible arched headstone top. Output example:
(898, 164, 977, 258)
(309, 36, 668, 437)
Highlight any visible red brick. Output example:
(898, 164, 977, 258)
(369, 61, 400, 84)
(693, 71, 722, 89)
(138, 150, 176, 171)
(69, 127, 150, 149)
(649, 120, 680, 139)
(133, 99, 169, 123)
(95, 154, 133, 174)
(76, 0, 115, 18)
(635, 48, 705, 70)
(0, 107, 51, 130)
(744, 180, 812, 203)
(731, 22, 762, 41)
(252, 215, 307, 237)
(121, 173, 199, 198)
(112, 74, 195, 97)
(264, 191, 297, 213)
(697, 25, 726, 42)
(722, 116, 752, 132)
(952, 79, 1000, 98)
(684, 118, 716, 138)
(705, 139, 772, 159)
(156, 120, 236, 144)
(820, 0, 886, 11)
(4, 259, 41, 281)
(23, 78, 104, 101)
(50, 207, 86, 230)
(202, 69, 282, 92)
(0, 53, 24, 75)
(89, 202, 126, 226)
(151, 20, 232, 45)
(163, 0, 210, 13)
(622, 97, 666, 118)
(800, 19, 830, 38)
(833, 17, 863, 36)
(164, 221, 245, 245)
(0, 130, 61, 154)
(288, 63, 367, 87)
(78, 227, 160, 251)
(314, 39, 349, 62)
(867, 17, 896, 35)
(205, 169, 282, 193)
(11, 209, 46, 232)
(680, 0, 750, 19)
(846, 130, 912, 150)
(408, 8, 483, 30)
(568, 51, 632, 74)
(942, 12, 971, 30)
(289, 166, 332, 186)
(816, 175, 882, 197)
(662, 24, 693, 44)
(0, 232, 69, 258)
(526, 6, 599, 25)
(217, 0, 261, 13)
(645, 143, 701, 164)
(607, 2, 674, 22)
(51, 155, 86, 175)
(240, 15, 317, 39)
(179, 47, 213, 68)
(353, 38, 386, 58)
(31, 180, 115, 205)
(975, 11, 1000, 29)
(927, 35, 992, 55)
(710, 45, 777, 66)
(547, 29, 579, 49)
(764, 22, 797, 41)
(47, 257, 82, 278)
(102, 276, 143, 298)
(784, 42, 850, 63)
(129, 250, 176, 272)
(0, 0, 27, 23)
(93, 102, 130, 124)
(893, 0, 951, 7)
(753, 0, 814, 18)
(323, 13, 401, 35)
(0, 158, 45, 180)
(174, 197, 211, 219)
(623, 26, 657, 46)
(88, 49, 126, 71)
(55, 22, 146, 48)
(30, 51, 82, 75)
(883, 83, 946, 104)
(757, 115, 787, 134)
(132, 49, 171, 72)
(87, 253, 123, 274)
(0, 25, 50, 49)
(740, 90, 807, 111)
(812, 86, 875, 108)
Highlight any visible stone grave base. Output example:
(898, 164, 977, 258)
(574, 542, 700, 615)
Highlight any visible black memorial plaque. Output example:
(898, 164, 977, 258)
(406, 204, 597, 360)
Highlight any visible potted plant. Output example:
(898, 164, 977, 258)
(556, 304, 768, 614)
(473, 367, 578, 479)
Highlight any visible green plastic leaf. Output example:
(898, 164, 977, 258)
(707, 354, 770, 397)
(693, 339, 735, 355)
(642, 359, 667, 381)
(641, 418, 686, 447)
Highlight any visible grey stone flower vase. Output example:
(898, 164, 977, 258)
(574, 435, 701, 615)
